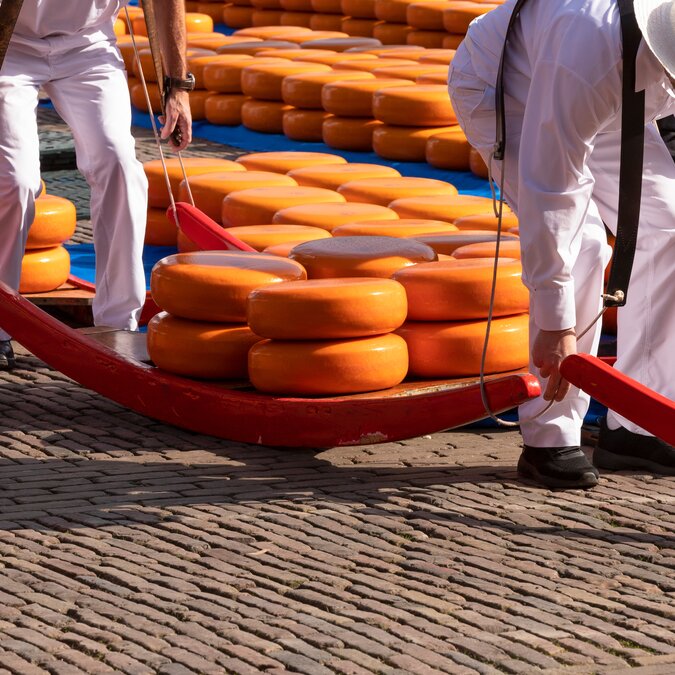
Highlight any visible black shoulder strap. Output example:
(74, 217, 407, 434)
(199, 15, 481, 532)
(494, 0, 645, 308)
(605, 0, 645, 307)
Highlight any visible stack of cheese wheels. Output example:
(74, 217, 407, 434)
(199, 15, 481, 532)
(20, 193, 76, 293)
(148, 251, 306, 379)
(287, 161, 400, 189)
(390, 193, 500, 221)
(393, 258, 529, 377)
(289, 234, 437, 277)
(425, 126, 471, 170)
(406, 2, 450, 48)
(222, 223, 331, 250)
(144, 158, 247, 245)
(337, 176, 457, 206)
(247, 277, 409, 394)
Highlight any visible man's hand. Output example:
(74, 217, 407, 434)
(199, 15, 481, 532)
(160, 90, 192, 152)
(532, 328, 577, 402)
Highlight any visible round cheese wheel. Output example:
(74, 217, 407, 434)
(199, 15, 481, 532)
(133, 47, 216, 81)
(151, 251, 307, 321)
(145, 207, 177, 247)
(130, 82, 162, 113)
(222, 186, 346, 226)
(425, 127, 470, 170)
(279, 10, 313, 25)
(252, 48, 334, 60)
(350, 44, 421, 54)
(338, 176, 457, 206)
(113, 17, 126, 36)
(131, 17, 148, 37)
(283, 108, 333, 141)
(223, 224, 331, 250)
(234, 26, 313, 38)
(374, 0, 417, 22)
(251, 0, 282, 10)
(26, 195, 76, 249)
(406, 1, 447, 29)
(205, 93, 249, 126)
(443, 33, 464, 49)
(342, 0, 377, 18)
(452, 240, 522, 260)
(332, 218, 457, 237)
(341, 17, 381, 36)
(300, 36, 382, 51)
(453, 212, 519, 232)
(222, 5, 256, 28)
(242, 61, 332, 100)
(309, 14, 348, 31)
(145, 157, 246, 209)
(415, 71, 448, 84)
(371, 63, 449, 80)
(406, 30, 446, 48)
(418, 48, 456, 64)
(323, 116, 383, 151)
(281, 70, 374, 109)
(287, 162, 400, 190)
(178, 171, 298, 222)
(19, 245, 70, 293)
(185, 12, 214, 32)
(236, 151, 347, 173)
(202, 55, 266, 93)
(373, 22, 414, 44)
(263, 240, 318, 257)
(469, 146, 489, 178)
(273, 202, 398, 231)
(188, 55, 233, 88)
(289, 235, 436, 278)
(390, 194, 503, 221)
(375, 47, 426, 59)
(332, 57, 418, 73)
(189, 34, 252, 50)
(187, 90, 211, 121)
(392, 257, 527, 320)
(311, 0, 343, 11)
(250, 9, 285, 24)
(216, 39, 298, 56)
(241, 99, 295, 133)
(321, 77, 414, 116)
(248, 277, 407, 338)
(300, 51, 378, 65)
(443, 2, 498, 34)
(372, 124, 458, 161)
(284, 30, 350, 43)
(398, 313, 529, 377)
(248, 333, 409, 394)
(195, 4, 229, 22)
(117, 36, 150, 72)
(408, 230, 520, 256)
(191, 54, 254, 90)
(280, 0, 314, 11)
(147, 312, 262, 380)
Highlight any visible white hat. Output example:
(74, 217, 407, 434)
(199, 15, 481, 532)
(634, 0, 675, 79)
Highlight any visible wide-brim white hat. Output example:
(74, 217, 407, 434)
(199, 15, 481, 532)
(634, 0, 675, 79)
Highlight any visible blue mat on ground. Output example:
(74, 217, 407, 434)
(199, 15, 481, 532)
(131, 109, 495, 198)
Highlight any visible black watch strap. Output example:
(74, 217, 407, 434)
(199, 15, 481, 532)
(164, 72, 195, 93)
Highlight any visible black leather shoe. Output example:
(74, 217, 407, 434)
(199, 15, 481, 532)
(0, 340, 16, 370)
(594, 417, 675, 475)
(517, 445, 599, 489)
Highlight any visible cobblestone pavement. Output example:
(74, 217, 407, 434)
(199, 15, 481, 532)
(0, 110, 672, 675)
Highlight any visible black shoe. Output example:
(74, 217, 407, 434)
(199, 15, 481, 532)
(594, 417, 675, 475)
(0, 340, 15, 370)
(517, 445, 599, 489)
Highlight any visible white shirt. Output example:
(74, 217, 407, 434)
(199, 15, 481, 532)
(12, 0, 128, 50)
(453, 0, 675, 331)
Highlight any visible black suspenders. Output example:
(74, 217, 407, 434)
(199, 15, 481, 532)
(493, 0, 646, 308)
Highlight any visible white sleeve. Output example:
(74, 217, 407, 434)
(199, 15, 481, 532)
(517, 60, 618, 331)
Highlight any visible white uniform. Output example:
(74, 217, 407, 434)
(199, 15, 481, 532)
(0, 0, 148, 340)
(448, 0, 675, 446)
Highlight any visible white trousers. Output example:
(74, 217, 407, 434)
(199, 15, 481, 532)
(449, 63, 675, 446)
(0, 38, 148, 341)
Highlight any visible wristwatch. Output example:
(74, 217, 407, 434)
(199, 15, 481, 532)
(164, 72, 196, 95)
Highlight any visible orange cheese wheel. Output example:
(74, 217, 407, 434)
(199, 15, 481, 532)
(282, 30, 349, 43)
(250, 9, 284, 24)
(241, 61, 332, 100)
(216, 39, 298, 55)
(178, 171, 298, 222)
(372, 124, 458, 161)
(375, 47, 426, 59)
(222, 5, 256, 28)
(19, 245, 70, 293)
(188, 90, 211, 121)
(185, 12, 215, 32)
(248, 277, 407, 338)
(300, 36, 382, 51)
(338, 176, 457, 206)
(130, 82, 162, 113)
(453, 212, 519, 232)
(332, 218, 457, 237)
(281, 71, 374, 109)
(117, 36, 150, 72)
(289, 235, 436, 278)
(131, 17, 148, 37)
(300, 51, 378, 65)
(248, 333, 409, 394)
(469, 146, 489, 178)
(251, 0, 283, 9)
(342, 0, 377, 17)
(332, 57, 418, 73)
(397, 313, 529, 377)
(273, 202, 398, 231)
(452, 240, 522, 260)
(406, 29, 446, 48)
(389, 194, 503, 221)
(321, 77, 414, 116)
(373, 22, 414, 44)
(145, 158, 246, 209)
(203, 56, 282, 93)
(308, 14, 348, 31)
(311, 0, 343, 12)
(113, 17, 126, 36)
(189, 54, 253, 89)
(323, 116, 383, 151)
(241, 99, 294, 133)
(371, 63, 449, 80)
(283, 108, 333, 141)
(406, 1, 447, 29)
(374, 0, 417, 22)
(151, 251, 307, 321)
(279, 12, 317, 25)
(145, 207, 177, 247)
(418, 48, 456, 64)
(415, 71, 448, 84)
(263, 240, 318, 256)
(392, 258, 527, 320)
(26, 195, 76, 249)
(425, 127, 470, 170)
(205, 93, 249, 125)
(236, 151, 347, 172)
(222, 223, 331, 250)
(280, 0, 314, 11)
(442, 2, 498, 33)
(222, 186, 346, 226)
(147, 312, 262, 380)
(234, 26, 313, 38)
(354, 44, 421, 54)
(408, 230, 519, 255)
(133, 47, 216, 81)
(287, 162, 400, 190)
(443, 33, 464, 49)
(341, 17, 381, 36)
(196, 4, 228, 22)
(252, 48, 334, 60)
